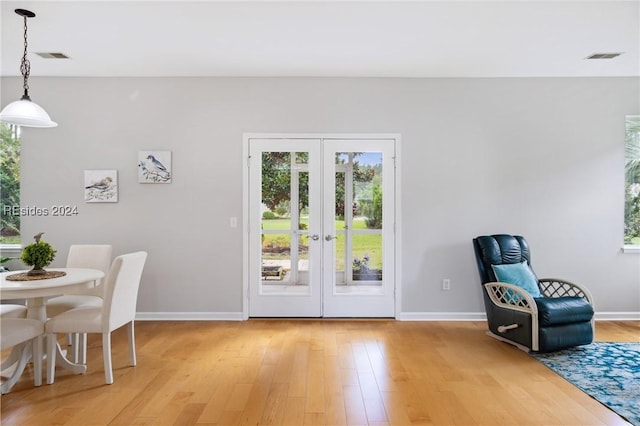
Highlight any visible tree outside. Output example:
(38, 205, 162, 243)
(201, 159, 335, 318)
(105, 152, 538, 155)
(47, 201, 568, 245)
(260, 151, 383, 269)
(260, 151, 379, 220)
(0, 123, 20, 244)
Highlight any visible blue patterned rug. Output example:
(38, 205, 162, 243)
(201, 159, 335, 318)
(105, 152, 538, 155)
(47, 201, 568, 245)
(534, 342, 640, 426)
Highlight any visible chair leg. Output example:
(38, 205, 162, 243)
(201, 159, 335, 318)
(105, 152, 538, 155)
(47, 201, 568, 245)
(32, 336, 42, 387)
(46, 334, 57, 385)
(79, 333, 87, 365)
(102, 333, 113, 384)
(127, 321, 136, 366)
(70, 333, 80, 363)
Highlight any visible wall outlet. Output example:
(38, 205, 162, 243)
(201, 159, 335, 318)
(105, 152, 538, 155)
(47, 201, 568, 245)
(442, 279, 451, 291)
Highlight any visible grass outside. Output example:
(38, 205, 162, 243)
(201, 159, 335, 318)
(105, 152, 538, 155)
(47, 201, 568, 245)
(262, 217, 382, 270)
(0, 235, 20, 245)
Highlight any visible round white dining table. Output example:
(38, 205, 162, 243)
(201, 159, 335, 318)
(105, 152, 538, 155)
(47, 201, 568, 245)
(1, 267, 105, 382)
(1, 268, 104, 321)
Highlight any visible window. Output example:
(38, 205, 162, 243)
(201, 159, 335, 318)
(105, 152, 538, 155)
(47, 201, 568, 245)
(625, 116, 640, 247)
(0, 123, 21, 248)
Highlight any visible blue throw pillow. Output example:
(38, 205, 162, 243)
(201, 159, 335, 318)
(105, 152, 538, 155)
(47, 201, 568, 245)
(491, 261, 542, 298)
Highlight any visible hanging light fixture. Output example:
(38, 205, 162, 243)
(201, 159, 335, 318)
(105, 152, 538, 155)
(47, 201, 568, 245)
(0, 9, 57, 128)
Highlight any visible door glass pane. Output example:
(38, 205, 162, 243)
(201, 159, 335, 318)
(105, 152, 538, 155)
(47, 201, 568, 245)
(261, 151, 310, 295)
(334, 152, 384, 294)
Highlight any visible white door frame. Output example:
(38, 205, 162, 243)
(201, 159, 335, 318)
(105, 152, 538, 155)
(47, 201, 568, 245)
(242, 133, 402, 319)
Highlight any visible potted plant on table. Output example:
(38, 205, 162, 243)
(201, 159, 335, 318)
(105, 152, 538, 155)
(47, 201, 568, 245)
(21, 232, 56, 276)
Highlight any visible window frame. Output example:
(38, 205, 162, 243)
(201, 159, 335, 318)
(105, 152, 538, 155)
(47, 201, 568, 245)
(0, 124, 21, 255)
(624, 115, 640, 252)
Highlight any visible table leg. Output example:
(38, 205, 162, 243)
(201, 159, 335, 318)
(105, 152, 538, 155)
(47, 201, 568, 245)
(25, 297, 47, 321)
(25, 297, 87, 381)
(54, 342, 87, 375)
(0, 345, 22, 370)
(0, 342, 32, 394)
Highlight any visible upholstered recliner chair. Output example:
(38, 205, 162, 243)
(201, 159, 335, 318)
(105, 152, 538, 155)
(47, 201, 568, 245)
(472, 234, 594, 353)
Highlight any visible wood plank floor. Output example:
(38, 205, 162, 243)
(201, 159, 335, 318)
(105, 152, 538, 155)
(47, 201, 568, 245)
(1, 320, 638, 425)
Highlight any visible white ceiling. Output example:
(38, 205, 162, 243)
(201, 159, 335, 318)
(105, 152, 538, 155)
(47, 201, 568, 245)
(1, 0, 638, 78)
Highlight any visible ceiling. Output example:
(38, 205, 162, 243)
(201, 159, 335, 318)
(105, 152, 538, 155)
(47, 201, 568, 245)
(1, 0, 638, 78)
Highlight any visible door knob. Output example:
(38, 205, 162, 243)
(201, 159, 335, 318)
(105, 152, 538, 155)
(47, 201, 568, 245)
(311, 234, 320, 241)
(325, 234, 335, 241)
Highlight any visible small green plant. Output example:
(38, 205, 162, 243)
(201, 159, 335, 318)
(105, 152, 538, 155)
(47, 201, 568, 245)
(262, 210, 276, 219)
(275, 204, 288, 217)
(21, 237, 56, 274)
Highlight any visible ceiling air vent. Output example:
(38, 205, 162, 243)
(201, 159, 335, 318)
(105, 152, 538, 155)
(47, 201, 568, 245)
(586, 53, 622, 59)
(35, 52, 70, 59)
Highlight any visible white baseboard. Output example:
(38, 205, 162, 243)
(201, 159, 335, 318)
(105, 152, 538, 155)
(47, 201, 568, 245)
(593, 312, 640, 321)
(136, 312, 244, 321)
(134, 311, 640, 322)
(396, 312, 487, 321)
(396, 311, 640, 321)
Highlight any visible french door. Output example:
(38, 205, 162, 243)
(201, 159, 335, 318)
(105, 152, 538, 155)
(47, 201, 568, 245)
(246, 135, 397, 317)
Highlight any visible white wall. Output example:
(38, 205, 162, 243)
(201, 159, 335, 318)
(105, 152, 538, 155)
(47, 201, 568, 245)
(2, 76, 639, 318)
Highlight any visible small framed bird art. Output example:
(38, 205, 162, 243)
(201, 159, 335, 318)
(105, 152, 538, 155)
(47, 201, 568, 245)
(138, 150, 172, 184)
(84, 170, 118, 202)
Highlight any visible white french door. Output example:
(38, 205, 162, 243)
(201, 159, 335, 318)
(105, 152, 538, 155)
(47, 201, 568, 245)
(246, 135, 397, 318)
(321, 139, 395, 317)
(248, 138, 323, 317)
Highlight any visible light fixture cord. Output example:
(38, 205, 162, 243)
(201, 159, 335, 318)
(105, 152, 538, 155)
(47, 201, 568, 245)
(20, 13, 31, 99)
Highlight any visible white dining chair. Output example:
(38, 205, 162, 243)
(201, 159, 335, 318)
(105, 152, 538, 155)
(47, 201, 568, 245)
(45, 251, 147, 385)
(1, 318, 44, 394)
(0, 303, 27, 318)
(45, 244, 112, 363)
(0, 303, 29, 371)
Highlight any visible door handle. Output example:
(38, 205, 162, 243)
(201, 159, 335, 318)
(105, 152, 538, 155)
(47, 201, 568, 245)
(311, 234, 320, 241)
(325, 234, 335, 241)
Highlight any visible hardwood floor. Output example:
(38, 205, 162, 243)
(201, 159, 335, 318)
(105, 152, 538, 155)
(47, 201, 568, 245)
(1, 320, 638, 425)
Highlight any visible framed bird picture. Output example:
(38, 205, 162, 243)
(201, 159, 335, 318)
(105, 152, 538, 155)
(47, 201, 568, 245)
(84, 170, 118, 202)
(138, 150, 172, 183)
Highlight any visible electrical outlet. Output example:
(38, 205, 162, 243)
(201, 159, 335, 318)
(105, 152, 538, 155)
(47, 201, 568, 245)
(442, 279, 451, 291)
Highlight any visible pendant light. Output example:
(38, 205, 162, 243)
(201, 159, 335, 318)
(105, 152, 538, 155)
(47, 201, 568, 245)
(0, 9, 57, 128)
